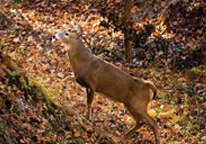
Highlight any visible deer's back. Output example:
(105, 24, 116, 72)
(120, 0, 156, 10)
(91, 57, 138, 102)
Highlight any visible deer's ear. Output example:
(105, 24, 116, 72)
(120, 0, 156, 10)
(76, 31, 82, 38)
(71, 29, 82, 38)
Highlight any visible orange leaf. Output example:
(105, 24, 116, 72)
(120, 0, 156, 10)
(66, 131, 72, 138)
(159, 113, 167, 119)
(163, 104, 168, 111)
(50, 115, 54, 120)
(74, 131, 80, 137)
(197, 29, 202, 34)
(99, 26, 105, 30)
(37, 95, 43, 100)
(170, 113, 175, 118)
(153, 32, 160, 37)
(52, 4, 57, 9)
(63, 13, 69, 19)
(195, 2, 201, 6)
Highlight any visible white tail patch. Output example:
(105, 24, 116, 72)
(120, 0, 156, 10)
(149, 89, 154, 100)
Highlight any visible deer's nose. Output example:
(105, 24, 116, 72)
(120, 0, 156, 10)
(52, 35, 56, 39)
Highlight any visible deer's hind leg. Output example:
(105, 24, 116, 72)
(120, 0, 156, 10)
(138, 110, 160, 144)
(124, 99, 160, 144)
(124, 104, 143, 138)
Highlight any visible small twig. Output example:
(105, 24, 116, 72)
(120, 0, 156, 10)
(0, 91, 8, 95)
(81, 36, 94, 54)
(162, 87, 204, 97)
(57, 76, 76, 83)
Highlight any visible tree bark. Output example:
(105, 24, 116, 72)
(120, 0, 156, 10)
(124, 0, 132, 63)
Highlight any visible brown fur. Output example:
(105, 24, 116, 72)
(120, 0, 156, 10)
(53, 29, 160, 144)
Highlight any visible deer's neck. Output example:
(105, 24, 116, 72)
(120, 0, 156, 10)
(67, 38, 91, 75)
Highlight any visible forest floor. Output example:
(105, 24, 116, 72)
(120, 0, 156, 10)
(0, 0, 205, 144)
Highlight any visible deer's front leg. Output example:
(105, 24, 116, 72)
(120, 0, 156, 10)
(86, 88, 94, 120)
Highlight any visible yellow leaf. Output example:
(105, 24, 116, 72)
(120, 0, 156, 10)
(0, 39, 5, 46)
(197, 29, 202, 34)
(148, 109, 157, 118)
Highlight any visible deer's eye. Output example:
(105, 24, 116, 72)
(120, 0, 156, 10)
(65, 33, 69, 36)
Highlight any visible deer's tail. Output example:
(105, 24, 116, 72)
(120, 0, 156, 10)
(145, 81, 158, 100)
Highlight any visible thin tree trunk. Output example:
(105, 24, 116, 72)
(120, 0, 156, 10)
(124, 0, 132, 63)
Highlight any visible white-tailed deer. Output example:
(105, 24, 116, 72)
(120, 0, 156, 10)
(53, 17, 160, 144)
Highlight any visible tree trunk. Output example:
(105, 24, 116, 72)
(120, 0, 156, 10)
(124, 0, 132, 63)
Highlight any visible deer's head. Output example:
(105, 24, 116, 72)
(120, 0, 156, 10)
(53, 28, 81, 45)
(53, 16, 89, 45)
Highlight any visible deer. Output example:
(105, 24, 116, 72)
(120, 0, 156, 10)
(52, 16, 160, 144)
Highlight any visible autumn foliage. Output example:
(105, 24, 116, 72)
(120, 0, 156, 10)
(0, 0, 206, 143)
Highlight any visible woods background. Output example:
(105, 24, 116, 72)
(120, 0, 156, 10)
(0, 0, 205, 143)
